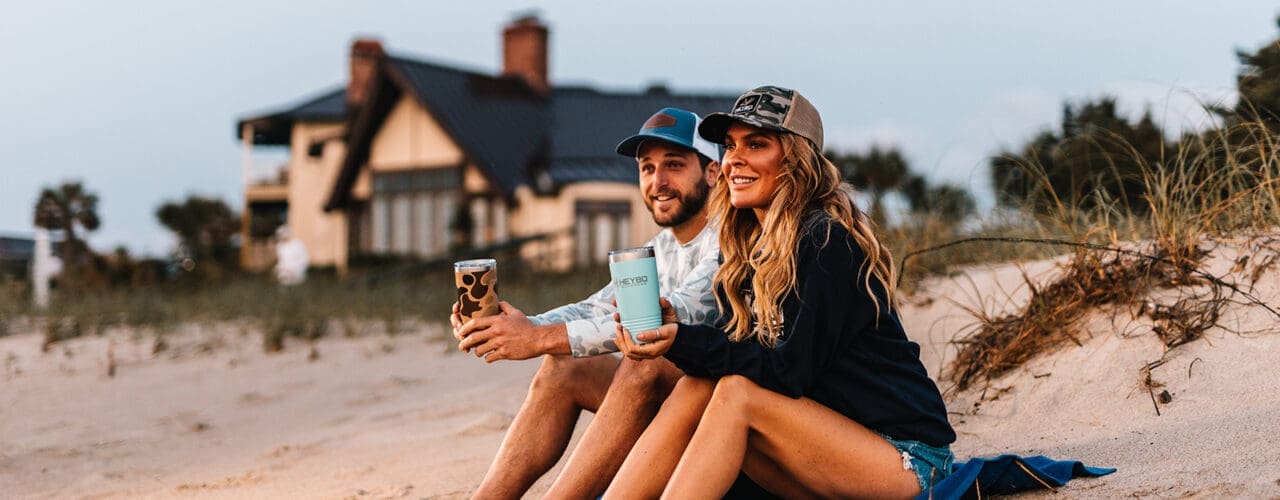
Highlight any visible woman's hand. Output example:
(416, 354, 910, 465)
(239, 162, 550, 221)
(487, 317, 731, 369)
(616, 323, 677, 360)
(613, 297, 678, 360)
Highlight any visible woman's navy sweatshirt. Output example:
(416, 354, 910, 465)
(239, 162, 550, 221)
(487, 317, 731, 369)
(665, 215, 956, 447)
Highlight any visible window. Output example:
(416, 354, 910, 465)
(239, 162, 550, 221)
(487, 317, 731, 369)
(436, 193, 454, 254)
(371, 197, 390, 253)
(366, 168, 459, 257)
(574, 200, 631, 266)
(413, 193, 432, 257)
(392, 195, 411, 254)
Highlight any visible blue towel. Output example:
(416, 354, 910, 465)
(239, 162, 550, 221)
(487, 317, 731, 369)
(915, 454, 1116, 500)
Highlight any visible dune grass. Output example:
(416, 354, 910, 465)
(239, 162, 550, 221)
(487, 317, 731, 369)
(11, 119, 1280, 371)
(3, 262, 611, 352)
(938, 120, 1280, 395)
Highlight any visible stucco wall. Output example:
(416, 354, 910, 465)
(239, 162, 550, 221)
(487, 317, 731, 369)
(287, 122, 347, 270)
(369, 95, 463, 171)
(511, 181, 661, 269)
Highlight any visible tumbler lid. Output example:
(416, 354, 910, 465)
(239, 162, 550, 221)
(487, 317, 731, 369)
(608, 246, 655, 263)
(454, 258, 496, 272)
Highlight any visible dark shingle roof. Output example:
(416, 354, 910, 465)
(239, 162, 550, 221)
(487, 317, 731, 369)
(301, 53, 737, 210)
(547, 87, 735, 184)
(388, 57, 548, 196)
(236, 86, 347, 145)
(0, 236, 35, 261)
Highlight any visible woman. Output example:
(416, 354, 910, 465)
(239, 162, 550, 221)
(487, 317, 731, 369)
(605, 86, 955, 499)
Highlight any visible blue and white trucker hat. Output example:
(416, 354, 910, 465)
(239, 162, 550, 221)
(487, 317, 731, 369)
(615, 107, 721, 162)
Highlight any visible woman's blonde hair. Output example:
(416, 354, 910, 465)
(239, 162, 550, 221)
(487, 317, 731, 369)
(712, 131, 897, 347)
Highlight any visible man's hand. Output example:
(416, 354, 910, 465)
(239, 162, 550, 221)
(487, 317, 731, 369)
(456, 301, 555, 362)
(613, 297, 678, 361)
(450, 301, 465, 339)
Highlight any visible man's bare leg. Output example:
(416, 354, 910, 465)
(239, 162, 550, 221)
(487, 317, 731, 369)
(543, 357, 684, 498)
(472, 354, 619, 500)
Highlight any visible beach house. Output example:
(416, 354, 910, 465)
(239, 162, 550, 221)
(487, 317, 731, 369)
(235, 16, 734, 274)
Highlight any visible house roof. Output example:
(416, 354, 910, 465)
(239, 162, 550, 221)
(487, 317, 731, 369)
(236, 86, 347, 145)
(234, 52, 739, 210)
(323, 55, 549, 210)
(388, 56, 549, 197)
(546, 87, 735, 185)
(0, 236, 35, 261)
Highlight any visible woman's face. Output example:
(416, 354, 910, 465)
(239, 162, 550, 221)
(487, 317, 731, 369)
(722, 122, 784, 217)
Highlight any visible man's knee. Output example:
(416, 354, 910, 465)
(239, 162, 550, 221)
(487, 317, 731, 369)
(610, 358, 677, 395)
(529, 354, 586, 394)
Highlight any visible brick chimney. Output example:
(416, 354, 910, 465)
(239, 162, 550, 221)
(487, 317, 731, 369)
(348, 38, 385, 111)
(501, 15, 549, 93)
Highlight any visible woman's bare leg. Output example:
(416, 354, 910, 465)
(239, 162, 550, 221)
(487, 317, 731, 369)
(604, 376, 715, 499)
(740, 444, 821, 499)
(663, 375, 921, 499)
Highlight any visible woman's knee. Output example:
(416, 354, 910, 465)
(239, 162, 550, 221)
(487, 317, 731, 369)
(711, 374, 757, 408)
(685, 375, 757, 424)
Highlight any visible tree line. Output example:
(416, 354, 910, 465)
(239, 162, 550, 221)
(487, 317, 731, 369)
(32, 183, 240, 288)
(30, 17, 1280, 288)
(991, 17, 1280, 216)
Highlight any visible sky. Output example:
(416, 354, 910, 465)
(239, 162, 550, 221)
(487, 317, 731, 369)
(2, 1, 1277, 256)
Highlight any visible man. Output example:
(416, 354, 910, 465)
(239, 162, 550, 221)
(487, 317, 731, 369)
(452, 107, 721, 498)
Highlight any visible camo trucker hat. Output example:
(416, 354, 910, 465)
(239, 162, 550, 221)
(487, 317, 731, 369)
(698, 86, 824, 151)
(615, 107, 721, 162)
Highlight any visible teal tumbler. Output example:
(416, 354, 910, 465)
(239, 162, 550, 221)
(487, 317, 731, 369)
(608, 246, 662, 344)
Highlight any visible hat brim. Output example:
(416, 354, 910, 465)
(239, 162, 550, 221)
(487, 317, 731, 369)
(615, 132, 697, 157)
(697, 113, 790, 144)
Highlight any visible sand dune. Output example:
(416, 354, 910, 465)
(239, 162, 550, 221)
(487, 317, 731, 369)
(2, 239, 1278, 498)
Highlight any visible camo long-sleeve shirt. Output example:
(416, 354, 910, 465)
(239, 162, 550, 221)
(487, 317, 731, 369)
(528, 223, 721, 357)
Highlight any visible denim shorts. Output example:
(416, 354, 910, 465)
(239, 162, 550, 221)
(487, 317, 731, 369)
(878, 432, 954, 491)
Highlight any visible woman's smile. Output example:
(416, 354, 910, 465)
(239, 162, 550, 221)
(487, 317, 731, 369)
(722, 122, 784, 218)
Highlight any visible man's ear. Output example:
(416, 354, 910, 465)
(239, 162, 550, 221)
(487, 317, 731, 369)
(705, 161, 721, 186)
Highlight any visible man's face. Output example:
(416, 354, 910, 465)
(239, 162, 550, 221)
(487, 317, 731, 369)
(635, 141, 718, 227)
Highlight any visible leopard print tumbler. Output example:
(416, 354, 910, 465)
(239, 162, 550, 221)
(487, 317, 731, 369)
(454, 259, 500, 322)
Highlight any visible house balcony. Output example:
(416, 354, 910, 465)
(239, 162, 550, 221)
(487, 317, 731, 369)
(245, 162, 289, 202)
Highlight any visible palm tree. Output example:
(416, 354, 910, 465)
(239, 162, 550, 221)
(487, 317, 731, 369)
(33, 181, 101, 268)
(1232, 17, 1280, 130)
(831, 145, 910, 223)
(156, 195, 240, 265)
(922, 184, 977, 223)
(901, 173, 976, 223)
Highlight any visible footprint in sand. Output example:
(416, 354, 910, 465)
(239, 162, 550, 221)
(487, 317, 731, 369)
(175, 470, 264, 491)
(156, 412, 212, 434)
(238, 391, 282, 406)
(326, 414, 358, 426)
(378, 375, 426, 389)
(343, 483, 414, 499)
(344, 392, 387, 408)
(455, 412, 513, 436)
(262, 438, 332, 462)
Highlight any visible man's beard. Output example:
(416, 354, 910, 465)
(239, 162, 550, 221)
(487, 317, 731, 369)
(648, 180, 710, 228)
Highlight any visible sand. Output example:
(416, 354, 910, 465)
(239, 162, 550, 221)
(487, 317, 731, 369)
(2, 238, 1278, 498)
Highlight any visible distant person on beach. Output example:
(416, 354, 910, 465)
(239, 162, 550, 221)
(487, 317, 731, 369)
(274, 226, 309, 286)
(450, 108, 724, 498)
(604, 86, 957, 498)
